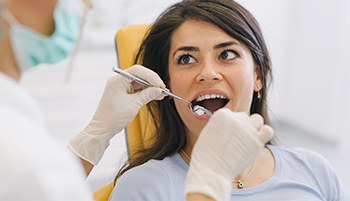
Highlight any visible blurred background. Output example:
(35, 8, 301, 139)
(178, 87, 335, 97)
(21, 0, 350, 191)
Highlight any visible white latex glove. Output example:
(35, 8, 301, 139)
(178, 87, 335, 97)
(184, 108, 274, 201)
(69, 65, 166, 165)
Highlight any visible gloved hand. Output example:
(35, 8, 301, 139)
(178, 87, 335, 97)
(69, 65, 166, 165)
(184, 109, 274, 201)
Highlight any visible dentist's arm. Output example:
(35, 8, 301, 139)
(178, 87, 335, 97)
(185, 109, 274, 201)
(69, 65, 165, 174)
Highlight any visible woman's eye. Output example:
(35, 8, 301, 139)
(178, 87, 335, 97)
(220, 50, 237, 60)
(178, 54, 195, 64)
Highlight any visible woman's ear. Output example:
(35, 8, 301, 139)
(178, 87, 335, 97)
(253, 71, 262, 92)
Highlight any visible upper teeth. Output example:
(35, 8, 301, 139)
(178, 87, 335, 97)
(195, 94, 227, 102)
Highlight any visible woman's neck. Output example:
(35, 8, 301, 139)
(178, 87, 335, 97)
(231, 147, 275, 189)
(0, 32, 21, 81)
(180, 145, 275, 189)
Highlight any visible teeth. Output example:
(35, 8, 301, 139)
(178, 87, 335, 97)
(195, 94, 227, 102)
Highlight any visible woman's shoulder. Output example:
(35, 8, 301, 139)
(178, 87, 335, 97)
(109, 153, 187, 201)
(115, 156, 177, 187)
(123, 158, 169, 179)
(269, 145, 336, 183)
(118, 152, 187, 180)
(269, 145, 348, 199)
(269, 145, 340, 185)
(270, 144, 330, 167)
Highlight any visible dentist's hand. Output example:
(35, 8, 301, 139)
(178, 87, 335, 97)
(69, 65, 165, 165)
(185, 109, 274, 201)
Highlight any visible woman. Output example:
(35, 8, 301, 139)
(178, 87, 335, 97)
(108, 0, 348, 200)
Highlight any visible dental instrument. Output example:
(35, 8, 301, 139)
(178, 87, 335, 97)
(112, 67, 213, 116)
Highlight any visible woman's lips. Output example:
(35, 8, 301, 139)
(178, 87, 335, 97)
(191, 108, 211, 120)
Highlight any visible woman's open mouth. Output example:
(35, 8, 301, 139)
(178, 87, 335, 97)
(191, 93, 229, 115)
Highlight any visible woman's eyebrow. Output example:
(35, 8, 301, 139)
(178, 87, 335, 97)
(173, 46, 199, 57)
(172, 41, 240, 57)
(214, 41, 240, 49)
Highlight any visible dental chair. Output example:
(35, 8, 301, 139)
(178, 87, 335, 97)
(93, 24, 155, 201)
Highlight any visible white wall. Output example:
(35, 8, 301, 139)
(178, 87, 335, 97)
(21, 0, 350, 191)
(277, 0, 349, 141)
(239, 0, 350, 141)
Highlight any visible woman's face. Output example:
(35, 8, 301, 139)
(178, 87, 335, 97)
(168, 19, 261, 137)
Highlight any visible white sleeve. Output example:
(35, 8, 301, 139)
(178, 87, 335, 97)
(0, 108, 93, 201)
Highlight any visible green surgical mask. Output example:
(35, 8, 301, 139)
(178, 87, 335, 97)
(0, 1, 87, 72)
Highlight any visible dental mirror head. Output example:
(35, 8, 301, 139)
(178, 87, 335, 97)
(191, 104, 213, 116)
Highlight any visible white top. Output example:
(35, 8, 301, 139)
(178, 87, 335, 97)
(0, 72, 92, 200)
(110, 145, 350, 201)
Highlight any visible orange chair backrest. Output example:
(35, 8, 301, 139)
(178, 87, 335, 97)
(115, 24, 157, 159)
(93, 24, 156, 201)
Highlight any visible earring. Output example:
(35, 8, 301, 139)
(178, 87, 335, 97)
(257, 90, 261, 99)
(256, 84, 262, 99)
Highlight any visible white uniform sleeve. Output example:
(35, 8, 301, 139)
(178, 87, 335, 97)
(0, 107, 93, 201)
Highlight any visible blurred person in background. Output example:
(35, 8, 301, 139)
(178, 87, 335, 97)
(0, 0, 94, 199)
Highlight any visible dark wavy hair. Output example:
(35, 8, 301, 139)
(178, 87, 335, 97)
(116, 0, 273, 180)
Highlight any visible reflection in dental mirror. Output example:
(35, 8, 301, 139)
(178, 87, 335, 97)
(192, 104, 213, 116)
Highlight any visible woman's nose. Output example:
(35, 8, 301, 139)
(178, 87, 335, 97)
(195, 62, 223, 83)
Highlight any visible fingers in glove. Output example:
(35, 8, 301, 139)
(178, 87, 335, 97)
(132, 87, 166, 106)
(249, 113, 264, 129)
(127, 65, 166, 88)
(257, 125, 274, 144)
(132, 81, 148, 93)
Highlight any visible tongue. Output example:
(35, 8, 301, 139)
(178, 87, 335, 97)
(199, 99, 227, 113)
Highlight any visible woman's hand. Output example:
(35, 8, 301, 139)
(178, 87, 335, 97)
(69, 65, 165, 166)
(185, 109, 274, 201)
